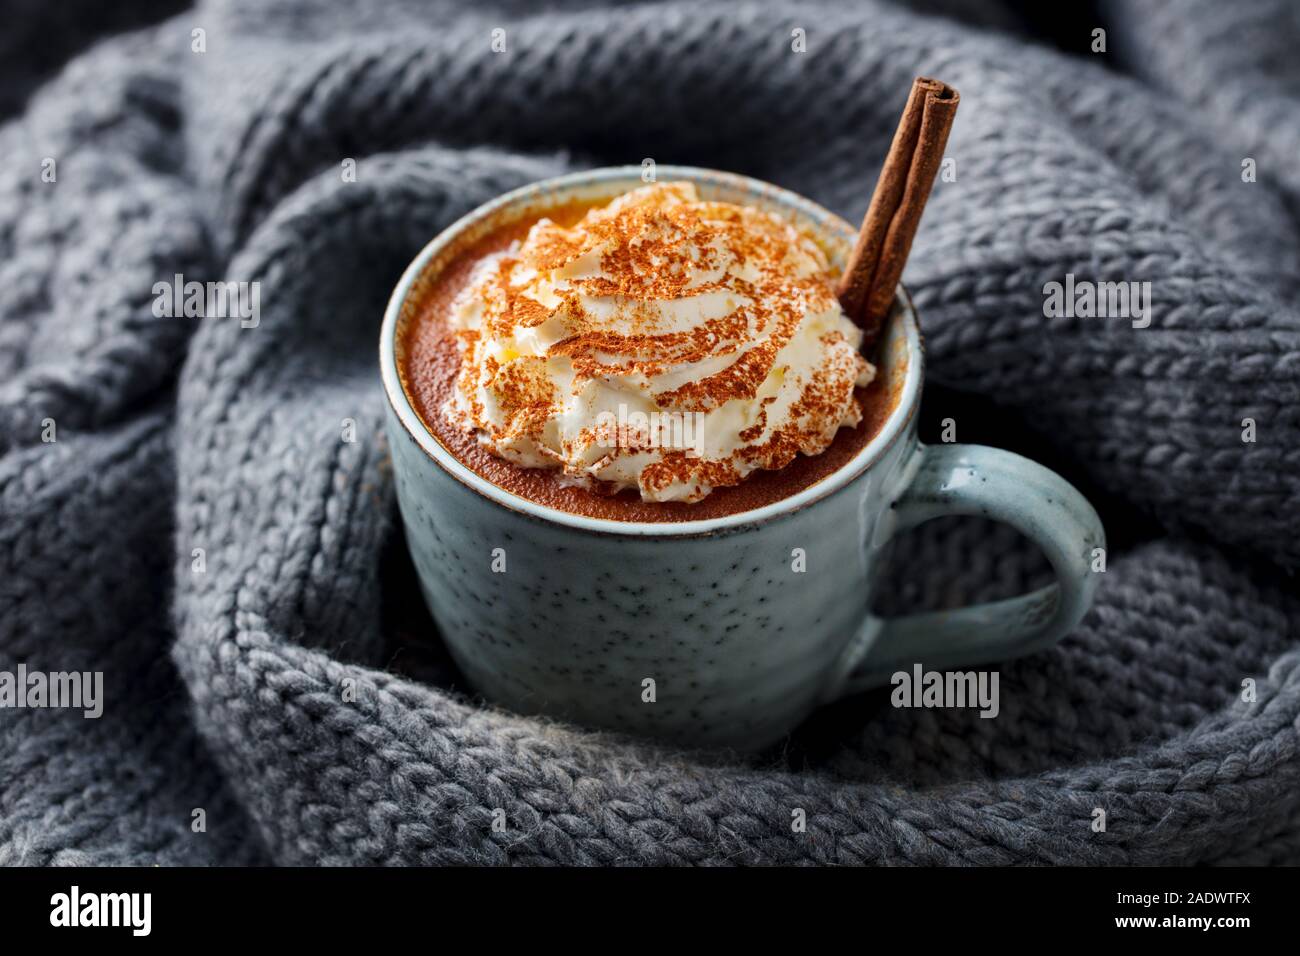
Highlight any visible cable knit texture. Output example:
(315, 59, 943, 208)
(2, 0, 1299, 865)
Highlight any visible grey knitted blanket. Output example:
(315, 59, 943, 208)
(3, 0, 1299, 866)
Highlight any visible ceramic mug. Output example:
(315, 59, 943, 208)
(380, 166, 1105, 750)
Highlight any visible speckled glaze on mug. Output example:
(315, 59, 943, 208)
(381, 167, 1105, 750)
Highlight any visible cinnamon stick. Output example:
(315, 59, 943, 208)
(837, 77, 959, 347)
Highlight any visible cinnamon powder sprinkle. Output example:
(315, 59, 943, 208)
(443, 181, 874, 502)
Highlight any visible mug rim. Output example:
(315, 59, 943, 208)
(379, 165, 924, 538)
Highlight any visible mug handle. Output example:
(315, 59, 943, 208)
(823, 443, 1105, 700)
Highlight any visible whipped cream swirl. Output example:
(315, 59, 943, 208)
(444, 181, 874, 502)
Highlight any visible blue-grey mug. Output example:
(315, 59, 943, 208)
(380, 166, 1104, 750)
